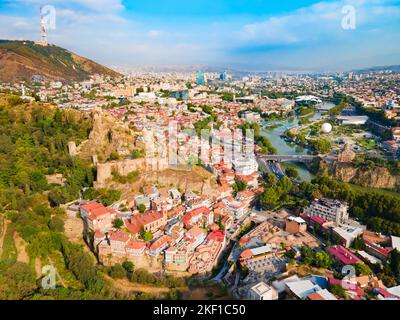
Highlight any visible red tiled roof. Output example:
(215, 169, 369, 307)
(239, 249, 253, 260)
(168, 206, 185, 218)
(307, 292, 325, 300)
(185, 226, 206, 239)
(376, 288, 399, 299)
(81, 201, 103, 212)
(126, 240, 146, 250)
(328, 245, 362, 265)
(181, 206, 210, 224)
(208, 230, 225, 243)
(311, 216, 325, 225)
(87, 207, 115, 221)
(149, 235, 172, 250)
(109, 231, 130, 243)
(364, 239, 392, 258)
(125, 218, 142, 234)
(94, 231, 105, 239)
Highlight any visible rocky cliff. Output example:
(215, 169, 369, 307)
(75, 110, 136, 162)
(332, 162, 398, 189)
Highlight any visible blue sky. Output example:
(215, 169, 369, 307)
(1, 0, 400, 71)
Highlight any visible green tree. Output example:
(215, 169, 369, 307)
(109, 152, 120, 160)
(113, 218, 124, 229)
(131, 149, 144, 159)
(313, 251, 332, 268)
(48, 216, 65, 232)
(264, 173, 278, 186)
(138, 203, 146, 213)
(260, 187, 280, 210)
(354, 263, 372, 276)
(352, 237, 365, 250)
(122, 260, 134, 273)
(109, 263, 126, 279)
(141, 230, 153, 242)
(285, 166, 299, 179)
(389, 249, 400, 278)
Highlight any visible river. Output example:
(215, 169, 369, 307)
(260, 102, 335, 182)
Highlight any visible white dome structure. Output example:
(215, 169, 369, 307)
(321, 123, 332, 133)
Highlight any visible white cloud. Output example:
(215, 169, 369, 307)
(236, 0, 400, 46)
(8, 0, 124, 12)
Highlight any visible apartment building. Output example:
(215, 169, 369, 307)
(305, 198, 349, 224)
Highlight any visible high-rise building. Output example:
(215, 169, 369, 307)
(197, 70, 204, 85)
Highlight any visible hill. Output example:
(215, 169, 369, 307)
(0, 40, 121, 82)
(351, 64, 400, 74)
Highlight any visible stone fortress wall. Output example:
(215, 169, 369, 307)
(94, 157, 169, 187)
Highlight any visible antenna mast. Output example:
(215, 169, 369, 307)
(39, 6, 48, 46)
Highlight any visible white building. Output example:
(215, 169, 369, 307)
(332, 224, 364, 248)
(232, 157, 258, 175)
(306, 198, 348, 224)
(248, 282, 278, 300)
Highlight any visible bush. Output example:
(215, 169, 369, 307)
(49, 216, 65, 232)
(138, 204, 146, 213)
(113, 218, 124, 229)
(122, 260, 134, 273)
(109, 152, 120, 160)
(109, 263, 126, 279)
(131, 149, 144, 159)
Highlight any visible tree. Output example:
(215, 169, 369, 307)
(279, 176, 293, 193)
(329, 284, 350, 300)
(264, 173, 278, 186)
(0, 262, 37, 299)
(131, 149, 144, 159)
(354, 263, 372, 276)
(260, 187, 280, 210)
(352, 206, 365, 220)
(300, 246, 314, 266)
(389, 249, 400, 278)
(49, 216, 65, 232)
(109, 263, 126, 279)
(122, 260, 134, 273)
(109, 152, 120, 160)
(285, 166, 299, 179)
(138, 203, 146, 213)
(313, 251, 332, 268)
(113, 218, 124, 229)
(232, 177, 247, 195)
(141, 230, 153, 242)
(284, 249, 296, 259)
(352, 237, 365, 250)
(312, 138, 331, 153)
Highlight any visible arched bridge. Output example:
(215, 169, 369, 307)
(257, 154, 319, 163)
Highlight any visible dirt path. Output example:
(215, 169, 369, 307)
(0, 219, 10, 258)
(35, 258, 42, 278)
(13, 232, 29, 264)
(64, 210, 84, 244)
(105, 275, 171, 296)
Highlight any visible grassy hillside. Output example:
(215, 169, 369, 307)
(0, 40, 121, 82)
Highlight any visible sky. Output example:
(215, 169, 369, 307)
(0, 0, 400, 72)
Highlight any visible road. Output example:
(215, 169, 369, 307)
(257, 157, 285, 179)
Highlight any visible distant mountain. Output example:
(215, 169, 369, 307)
(0, 40, 121, 82)
(351, 65, 400, 74)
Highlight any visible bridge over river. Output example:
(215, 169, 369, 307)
(257, 154, 319, 163)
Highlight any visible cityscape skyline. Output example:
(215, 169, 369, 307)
(0, 0, 400, 72)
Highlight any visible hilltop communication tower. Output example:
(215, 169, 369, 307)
(38, 6, 48, 46)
